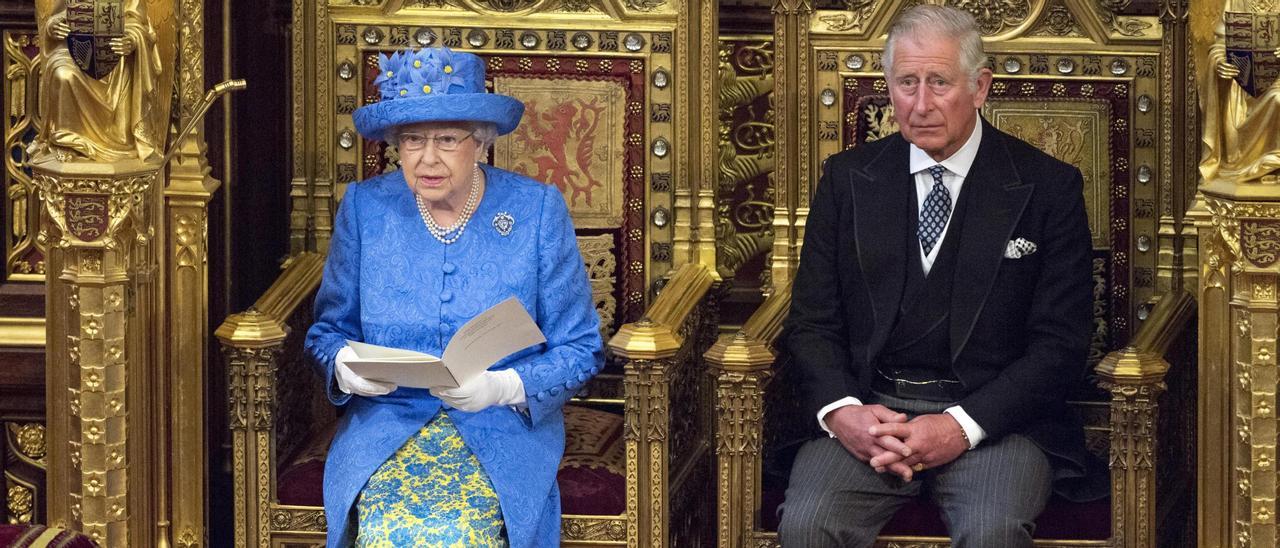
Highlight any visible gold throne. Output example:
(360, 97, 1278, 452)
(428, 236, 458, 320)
(709, 0, 1201, 546)
(215, 1, 724, 547)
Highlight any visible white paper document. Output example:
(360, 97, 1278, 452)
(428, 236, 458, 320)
(345, 297, 547, 389)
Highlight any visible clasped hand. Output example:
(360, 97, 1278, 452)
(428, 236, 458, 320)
(824, 405, 968, 481)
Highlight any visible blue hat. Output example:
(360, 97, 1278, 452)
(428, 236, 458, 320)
(353, 47, 525, 141)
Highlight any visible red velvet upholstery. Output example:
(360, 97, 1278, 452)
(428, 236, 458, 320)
(0, 524, 99, 548)
(277, 405, 628, 516)
(278, 458, 324, 506)
(758, 477, 1111, 540)
(557, 405, 626, 515)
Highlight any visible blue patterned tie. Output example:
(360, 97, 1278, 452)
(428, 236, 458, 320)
(918, 165, 951, 255)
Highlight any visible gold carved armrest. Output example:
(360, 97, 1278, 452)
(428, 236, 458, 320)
(215, 252, 325, 548)
(606, 262, 718, 548)
(705, 280, 791, 547)
(1095, 290, 1195, 548)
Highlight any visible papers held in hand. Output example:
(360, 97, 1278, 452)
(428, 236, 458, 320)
(345, 297, 547, 389)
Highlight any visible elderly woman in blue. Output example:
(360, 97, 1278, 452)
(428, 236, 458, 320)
(304, 47, 604, 548)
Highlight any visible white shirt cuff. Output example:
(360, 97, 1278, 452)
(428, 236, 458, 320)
(816, 396, 863, 437)
(943, 406, 987, 449)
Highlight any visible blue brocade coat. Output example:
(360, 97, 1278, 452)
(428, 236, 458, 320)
(305, 164, 605, 548)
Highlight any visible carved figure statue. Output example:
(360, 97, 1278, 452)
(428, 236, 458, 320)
(1201, 0, 1280, 183)
(32, 0, 164, 163)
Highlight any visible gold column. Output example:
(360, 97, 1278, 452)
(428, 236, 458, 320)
(34, 159, 159, 547)
(613, 321, 680, 548)
(1194, 193, 1232, 547)
(216, 252, 322, 548)
(1096, 290, 1195, 548)
(288, 0, 313, 253)
(672, 0, 696, 268)
(1157, 0, 1196, 296)
(672, 0, 721, 271)
(706, 280, 787, 548)
(1196, 193, 1280, 548)
(1193, 0, 1280, 544)
(166, 0, 221, 544)
(707, 334, 771, 548)
(32, 0, 218, 543)
(216, 315, 286, 548)
(694, 0, 719, 271)
(768, 0, 811, 292)
(312, 0, 334, 253)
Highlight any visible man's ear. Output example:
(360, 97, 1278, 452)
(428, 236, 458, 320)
(972, 68, 994, 108)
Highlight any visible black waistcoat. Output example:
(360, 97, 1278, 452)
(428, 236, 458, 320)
(875, 177, 971, 383)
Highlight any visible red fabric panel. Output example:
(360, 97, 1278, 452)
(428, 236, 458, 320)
(0, 524, 99, 548)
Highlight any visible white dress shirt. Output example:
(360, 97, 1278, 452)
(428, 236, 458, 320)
(816, 118, 988, 450)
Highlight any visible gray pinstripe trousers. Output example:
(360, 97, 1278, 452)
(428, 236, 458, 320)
(776, 393, 1052, 548)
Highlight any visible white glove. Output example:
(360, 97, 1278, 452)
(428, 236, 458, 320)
(334, 345, 397, 396)
(430, 369, 526, 412)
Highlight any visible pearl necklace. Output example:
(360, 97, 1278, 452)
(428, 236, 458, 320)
(416, 166, 481, 245)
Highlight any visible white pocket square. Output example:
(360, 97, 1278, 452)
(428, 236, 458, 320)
(1004, 238, 1037, 259)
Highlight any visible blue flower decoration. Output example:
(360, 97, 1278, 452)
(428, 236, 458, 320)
(375, 47, 470, 101)
(374, 51, 408, 100)
(431, 48, 469, 92)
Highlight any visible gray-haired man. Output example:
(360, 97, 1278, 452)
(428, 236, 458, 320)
(777, 5, 1101, 546)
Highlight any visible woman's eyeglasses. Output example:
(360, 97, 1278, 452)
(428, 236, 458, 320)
(397, 131, 474, 152)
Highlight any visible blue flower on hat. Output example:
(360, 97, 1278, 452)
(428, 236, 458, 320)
(430, 48, 468, 92)
(353, 47, 526, 140)
(373, 51, 407, 100)
(374, 48, 474, 100)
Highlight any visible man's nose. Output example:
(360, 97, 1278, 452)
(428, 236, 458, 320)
(912, 87, 933, 113)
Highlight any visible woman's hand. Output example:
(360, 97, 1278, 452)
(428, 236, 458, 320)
(335, 346, 397, 396)
(431, 369, 526, 412)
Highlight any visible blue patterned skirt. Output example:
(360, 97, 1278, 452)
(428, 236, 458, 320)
(354, 412, 508, 547)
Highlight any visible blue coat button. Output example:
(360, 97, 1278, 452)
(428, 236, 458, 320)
(443, 262, 456, 274)
(441, 291, 453, 302)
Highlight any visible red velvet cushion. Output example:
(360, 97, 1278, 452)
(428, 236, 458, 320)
(277, 421, 334, 506)
(276, 405, 628, 516)
(0, 524, 99, 548)
(557, 405, 626, 516)
(760, 478, 1112, 540)
(278, 458, 325, 506)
